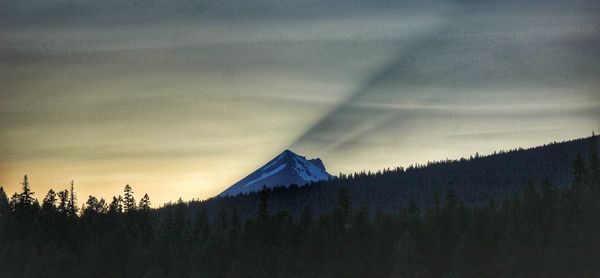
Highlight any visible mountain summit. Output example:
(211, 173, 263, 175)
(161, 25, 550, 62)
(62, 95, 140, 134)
(219, 149, 334, 197)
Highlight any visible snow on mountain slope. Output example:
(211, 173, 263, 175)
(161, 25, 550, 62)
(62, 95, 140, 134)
(218, 150, 334, 197)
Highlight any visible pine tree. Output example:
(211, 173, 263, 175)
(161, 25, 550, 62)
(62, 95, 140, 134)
(57, 190, 69, 215)
(123, 184, 137, 213)
(42, 189, 57, 213)
(139, 193, 151, 211)
(9, 193, 19, 211)
(18, 175, 35, 209)
(67, 180, 78, 217)
(109, 195, 123, 214)
(0, 187, 8, 216)
(118, 195, 124, 212)
(97, 198, 107, 214)
(84, 196, 100, 215)
(173, 197, 187, 238)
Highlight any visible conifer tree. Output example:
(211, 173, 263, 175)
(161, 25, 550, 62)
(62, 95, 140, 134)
(0, 187, 7, 235)
(109, 195, 124, 214)
(42, 189, 57, 213)
(172, 197, 187, 238)
(139, 193, 151, 211)
(57, 190, 69, 215)
(84, 196, 100, 215)
(18, 175, 35, 209)
(97, 198, 107, 214)
(0, 187, 8, 216)
(67, 180, 78, 217)
(9, 193, 19, 211)
(123, 184, 136, 213)
(118, 195, 124, 212)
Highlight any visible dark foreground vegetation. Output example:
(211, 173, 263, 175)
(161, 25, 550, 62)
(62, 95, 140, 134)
(0, 136, 599, 277)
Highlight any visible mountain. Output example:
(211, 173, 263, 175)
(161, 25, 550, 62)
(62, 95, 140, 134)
(187, 135, 598, 221)
(219, 149, 334, 196)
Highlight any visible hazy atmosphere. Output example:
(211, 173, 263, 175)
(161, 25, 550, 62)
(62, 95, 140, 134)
(1, 0, 599, 205)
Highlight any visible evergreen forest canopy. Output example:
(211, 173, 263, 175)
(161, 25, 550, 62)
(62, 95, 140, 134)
(0, 135, 599, 277)
(194, 135, 598, 221)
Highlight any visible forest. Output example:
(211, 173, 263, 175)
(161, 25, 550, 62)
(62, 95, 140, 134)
(0, 135, 598, 277)
(191, 135, 598, 221)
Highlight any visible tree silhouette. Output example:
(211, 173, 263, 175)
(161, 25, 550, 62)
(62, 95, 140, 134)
(139, 193, 151, 211)
(109, 195, 123, 214)
(123, 184, 136, 213)
(42, 189, 57, 213)
(8, 192, 19, 211)
(0, 135, 598, 277)
(98, 198, 107, 214)
(57, 190, 69, 215)
(0, 186, 8, 216)
(83, 196, 100, 216)
(18, 175, 34, 209)
(67, 180, 78, 217)
(172, 197, 187, 239)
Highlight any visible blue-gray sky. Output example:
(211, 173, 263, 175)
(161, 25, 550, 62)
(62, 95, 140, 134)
(1, 0, 599, 205)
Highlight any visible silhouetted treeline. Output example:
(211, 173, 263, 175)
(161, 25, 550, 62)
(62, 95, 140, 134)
(0, 135, 599, 277)
(188, 134, 600, 221)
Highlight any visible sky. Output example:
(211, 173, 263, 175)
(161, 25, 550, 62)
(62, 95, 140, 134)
(1, 0, 599, 206)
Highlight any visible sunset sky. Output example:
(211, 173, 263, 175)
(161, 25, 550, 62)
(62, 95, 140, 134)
(1, 0, 599, 206)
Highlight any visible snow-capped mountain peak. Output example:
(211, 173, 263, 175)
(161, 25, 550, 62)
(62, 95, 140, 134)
(219, 149, 333, 197)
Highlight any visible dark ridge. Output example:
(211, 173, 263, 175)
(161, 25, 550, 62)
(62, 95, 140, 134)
(165, 134, 599, 222)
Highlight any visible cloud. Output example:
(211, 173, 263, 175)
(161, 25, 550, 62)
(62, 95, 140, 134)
(289, 4, 600, 155)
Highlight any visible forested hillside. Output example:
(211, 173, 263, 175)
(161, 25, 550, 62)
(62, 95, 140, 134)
(187, 135, 599, 221)
(0, 135, 598, 277)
